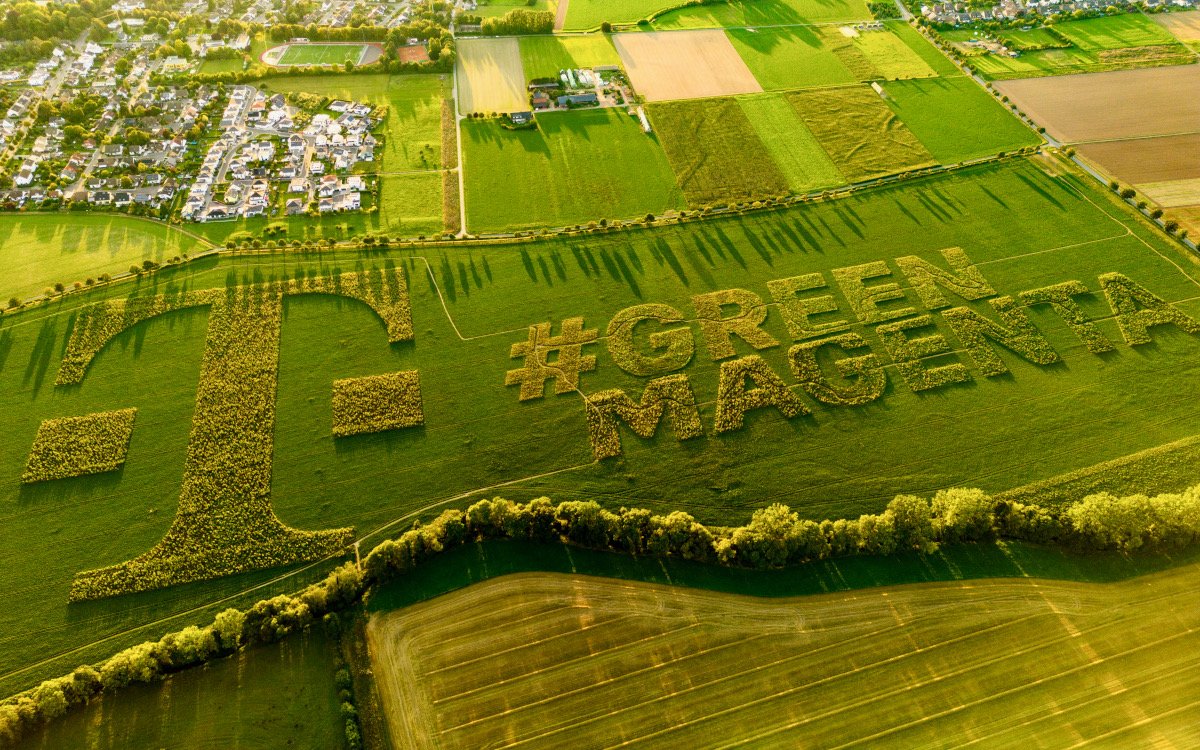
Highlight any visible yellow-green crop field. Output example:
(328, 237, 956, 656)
(368, 565, 1200, 748)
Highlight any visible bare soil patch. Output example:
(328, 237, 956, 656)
(1154, 10, 1200, 41)
(614, 30, 763, 102)
(1137, 177, 1200, 208)
(995, 65, 1200, 142)
(1077, 133, 1200, 184)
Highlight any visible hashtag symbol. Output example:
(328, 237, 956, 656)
(505, 317, 598, 401)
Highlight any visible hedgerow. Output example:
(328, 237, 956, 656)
(331, 371, 424, 438)
(584, 374, 703, 459)
(21, 409, 137, 483)
(876, 314, 972, 392)
(786, 333, 886, 406)
(1018, 281, 1116, 354)
(8, 485, 1200, 746)
(69, 288, 353, 601)
(713, 355, 809, 434)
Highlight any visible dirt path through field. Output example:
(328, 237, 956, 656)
(554, 0, 569, 31)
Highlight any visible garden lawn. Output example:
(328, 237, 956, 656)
(649, 97, 789, 205)
(788, 85, 935, 180)
(461, 108, 683, 231)
(519, 34, 621, 79)
(0, 214, 209, 302)
(16, 633, 342, 749)
(736, 93, 844, 193)
(883, 77, 1040, 163)
(7, 157, 1200, 706)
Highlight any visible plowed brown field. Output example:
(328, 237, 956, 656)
(615, 30, 763, 102)
(995, 65, 1200, 142)
(1077, 133, 1200, 184)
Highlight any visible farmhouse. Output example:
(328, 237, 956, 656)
(557, 93, 599, 108)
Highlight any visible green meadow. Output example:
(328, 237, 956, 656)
(0, 214, 209, 303)
(4, 156, 1200, 702)
(461, 109, 683, 231)
(519, 35, 622, 79)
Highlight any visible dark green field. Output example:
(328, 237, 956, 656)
(5, 155, 1200, 700)
(15, 633, 342, 749)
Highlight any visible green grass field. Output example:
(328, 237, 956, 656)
(727, 26, 858, 90)
(277, 43, 368, 66)
(789, 85, 935, 180)
(519, 35, 621, 79)
(197, 57, 245, 74)
(648, 97, 790, 205)
(883, 77, 1040, 163)
(379, 173, 445, 237)
(0, 214, 210, 302)
(1054, 13, 1180, 50)
(652, 0, 871, 30)
(15, 633, 342, 749)
(6, 156, 1200, 700)
(562, 0, 870, 30)
(474, 0, 555, 17)
(735, 93, 845, 194)
(943, 15, 1195, 80)
(461, 109, 683, 231)
(368, 565, 1200, 747)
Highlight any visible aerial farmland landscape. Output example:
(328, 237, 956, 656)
(1, 0, 1200, 745)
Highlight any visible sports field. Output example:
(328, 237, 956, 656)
(274, 43, 370, 66)
(17, 633, 342, 749)
(7, 157, 1200, 698)
(0, 214, 209, 303)
(615, 30, 763, 101)
(461, 108, 683, 231)
(456, 37, 528, 115)
(369, 567, 1200, 748)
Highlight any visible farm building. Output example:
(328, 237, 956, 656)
(557, 93, 599, 107)
(510, 111, 533, 125)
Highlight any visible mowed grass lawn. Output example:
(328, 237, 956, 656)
(8, 157, 1200, 698)
(369, 566, 1200, 748)
(519, 34, 622, 79)
(462, 109, 683, 231)
(277, 43, 367, 66)
(649, 97, 790, 204)
(0, 213, 209, 301)
(883, 77, 1040, 163)
(16, 633, 342, 749)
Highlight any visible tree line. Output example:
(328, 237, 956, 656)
(3, 484, 1200, 744)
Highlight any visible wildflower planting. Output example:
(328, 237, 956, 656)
(331, 371, 424, 437)
(22, 409, 138, 484)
